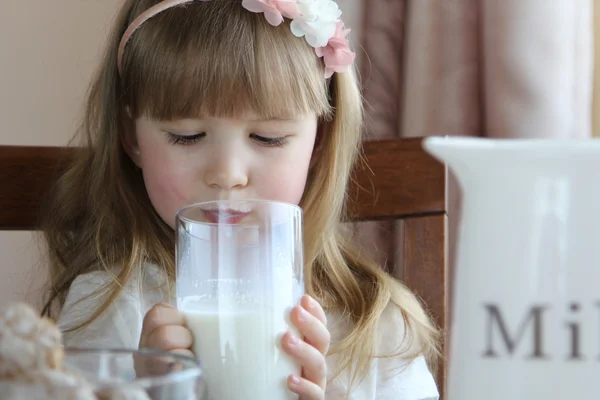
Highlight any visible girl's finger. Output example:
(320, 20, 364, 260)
(288, 375, 324, 400)
(165, 349, 197, 372)
(281, 332, 327, 388)
(169, 348, 196, 359)
(140, 303, 185, 345)
(290, 305, 330, 355)
(135, 347, 195, 377)
(301, 295, 327, 326)
(145, 324, 193, 351)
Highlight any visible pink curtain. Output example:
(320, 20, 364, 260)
(358, 0, 595, 277)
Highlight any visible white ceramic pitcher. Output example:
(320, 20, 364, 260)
(423, 137, 600, 400)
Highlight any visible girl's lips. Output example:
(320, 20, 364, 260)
(202, 209, 251, 224)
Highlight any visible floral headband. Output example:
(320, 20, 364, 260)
(117, 0, 356, 78)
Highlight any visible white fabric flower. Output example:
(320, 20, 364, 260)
(290, 0, 342, 48)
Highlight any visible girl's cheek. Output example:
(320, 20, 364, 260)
(142, 161, 193, 227)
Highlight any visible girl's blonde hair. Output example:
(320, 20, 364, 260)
(42, 0, 440, 386)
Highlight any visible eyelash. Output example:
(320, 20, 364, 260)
(165, 132, 289, 147)
(249, 133, 288, 148)
(165, 132, 205, 145)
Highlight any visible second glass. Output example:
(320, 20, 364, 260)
(176, 199, 304, 400)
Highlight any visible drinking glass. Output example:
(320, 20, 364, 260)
(176, 199, 304, 400)
(61, 348, 204, 399)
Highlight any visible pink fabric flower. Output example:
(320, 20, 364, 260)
(315, 21, 356, 78)
(242, 0, 300, 26)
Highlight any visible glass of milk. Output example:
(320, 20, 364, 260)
(175, 199, 304, 400)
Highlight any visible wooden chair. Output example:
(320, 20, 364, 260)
(347, 138, 448, 396)
(0, 137, 448, 396)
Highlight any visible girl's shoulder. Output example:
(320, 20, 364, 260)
(57, 263, 170, 347)
(61, 263, 169, 305)
(326, 300, 422, 356)
(325, 302, 440, 399)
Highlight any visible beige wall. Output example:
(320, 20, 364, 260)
(0, 1, 122, 308)
(0, 1, 364, 308)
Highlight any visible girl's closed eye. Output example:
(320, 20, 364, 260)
(165, 132, 206, 145)
(250, 133, 289, 148)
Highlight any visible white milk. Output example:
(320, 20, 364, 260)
(184, 309, 300, 400)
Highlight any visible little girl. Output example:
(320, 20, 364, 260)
(41, 0, 440, 399)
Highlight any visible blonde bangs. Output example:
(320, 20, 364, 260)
(121, 1, 332, 120)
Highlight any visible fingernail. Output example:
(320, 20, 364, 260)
(309, 296, 319, 309)
(297, 307, 308, 322)
(288, 334, 299, 346)
(290, 375, 301, 386)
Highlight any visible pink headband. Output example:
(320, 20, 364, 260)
(117, 0, 355, 78)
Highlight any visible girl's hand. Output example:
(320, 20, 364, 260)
(139, 303, 194, 357)
(282, 295, 330, 400)
(137, 303, 194, 376)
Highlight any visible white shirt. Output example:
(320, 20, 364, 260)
(58, 264, 439, 400)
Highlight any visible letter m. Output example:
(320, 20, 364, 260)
(482, 304, 548, 359)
